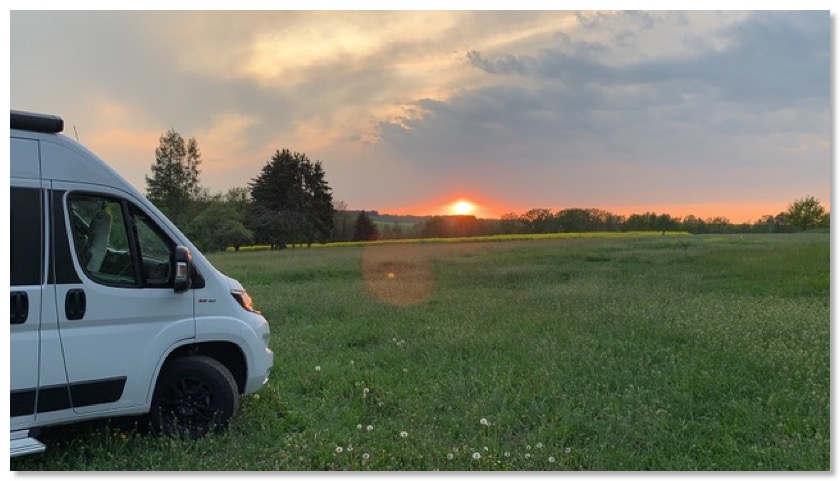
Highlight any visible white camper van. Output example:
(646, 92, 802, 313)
(10, 110, 274, 457)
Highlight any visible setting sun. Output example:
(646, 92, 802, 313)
(451, 200, 476, 216)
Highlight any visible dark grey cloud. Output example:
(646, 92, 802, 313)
(466, 11, 828, 107)
(373, 11, 829, 207)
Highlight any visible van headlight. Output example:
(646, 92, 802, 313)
(231, 289, 260, 314)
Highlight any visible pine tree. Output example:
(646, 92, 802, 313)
(145, 129, 202, 227)
(248, 149, 335, 248)
(353, 211, 379, 241)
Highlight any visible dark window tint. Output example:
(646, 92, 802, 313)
(11, 187, 43, 286)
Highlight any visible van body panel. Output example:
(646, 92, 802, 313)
(10, 180, 46, 428)
(50, 181, 197, 414)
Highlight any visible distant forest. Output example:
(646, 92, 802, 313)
(333, 203, 829, 244)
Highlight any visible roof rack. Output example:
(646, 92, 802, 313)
(11, 110, 64, 134)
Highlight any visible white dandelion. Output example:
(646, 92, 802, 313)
(335, 446, 343, 454)
(315, 365, 321, 371)
(400, 431, 409, 438)
(472, 452, 481, 460)
(480, 418, 490, 426)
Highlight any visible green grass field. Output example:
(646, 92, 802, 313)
(13, 233, 829, 471)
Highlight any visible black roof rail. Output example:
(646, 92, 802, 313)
(11, 110, 64, 134)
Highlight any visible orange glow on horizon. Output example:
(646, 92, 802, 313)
(369, 197, 810, 225)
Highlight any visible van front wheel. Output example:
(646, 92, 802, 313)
(150, 355, 239, 439)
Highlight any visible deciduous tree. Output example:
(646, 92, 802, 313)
(785, 196, 826, 231)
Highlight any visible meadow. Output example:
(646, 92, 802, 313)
(12, 233, 830, 471)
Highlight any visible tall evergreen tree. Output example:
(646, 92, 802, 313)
(248, 149, 335, 248)
(353, 211, 379, 241)
(145, 129, 202, 227)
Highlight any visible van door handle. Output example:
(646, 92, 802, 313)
(11, 291, 29, 325)
(65, 289, 86, 321)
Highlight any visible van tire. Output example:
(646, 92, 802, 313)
(149, 355, 239, 439)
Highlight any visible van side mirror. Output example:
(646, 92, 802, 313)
(173, 246, 192, 293)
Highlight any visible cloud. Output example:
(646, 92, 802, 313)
(10, 11, 829, 217)
(371, 11, 829, 207)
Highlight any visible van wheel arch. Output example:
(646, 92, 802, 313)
(163, 342, 247, 394)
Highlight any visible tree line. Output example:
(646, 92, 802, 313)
(144, 129, 829, 252)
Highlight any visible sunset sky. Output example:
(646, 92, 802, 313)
(9, 8, 832, 223)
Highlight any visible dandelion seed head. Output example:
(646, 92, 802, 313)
(526, 445, 531, 450)
(357, 424, 363, 430)
(565, 447, 572, 454)
(473, 452, 481, 460)
(315, 366, 321, 371)
(504, 452, 511, 457)
(367, 425, 374, 431)
(480, 418, 489, 426)
(549, 456, 556, 463)
(363, 453, 370, 460)
(335, 446, 343, 454)
(525, 453, 531, 459)
(447, 453, 454, 460)
(400, 431, 409, 438)
(536, 442, 543, 449)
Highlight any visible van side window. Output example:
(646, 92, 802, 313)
(68, 195, 136, 286)
(11, 187, 43, 286)
(67, 193, 176, 288)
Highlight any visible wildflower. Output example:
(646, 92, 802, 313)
(363, 453, 370, 460)
(357, 424, 363, 430)
(452, 447, 459, 453)
(525, 453, 531, 460)
(335, 446, 343, 454)
(315, 366, 321, 371)
(536, 442, 543, 449)
(400, 431, 409, 438)
(480, 418, 490, 426)
(549, 456, 556, 463)
(347, 445, 354, 452)
(253, 393, 260, 400)
(483, 446, 489, 451)
(473, 452, 481, 460)
(447, 453, 454, 460)
(504, 452, 511, 458)
(565, 447, 572, 454)
(526, 445, 531, 450)
(367, 425, 374, 431)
